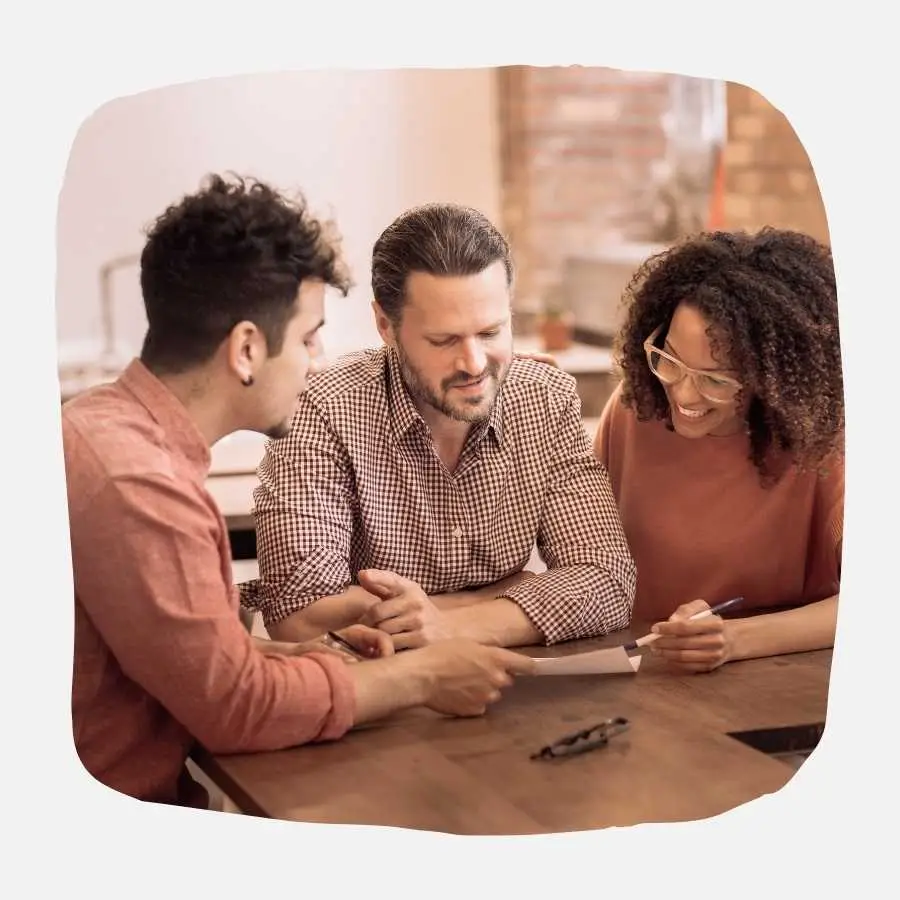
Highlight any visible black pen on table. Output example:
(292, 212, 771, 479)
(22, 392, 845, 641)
(623, 596, 744, 652)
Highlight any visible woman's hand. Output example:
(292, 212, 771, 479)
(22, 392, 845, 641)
(649, 599, 735, 674)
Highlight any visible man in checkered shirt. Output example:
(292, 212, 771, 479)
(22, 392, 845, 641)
(240, 202, 636, 649)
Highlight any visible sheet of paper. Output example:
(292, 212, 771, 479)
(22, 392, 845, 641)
(531, 645, 641, 676)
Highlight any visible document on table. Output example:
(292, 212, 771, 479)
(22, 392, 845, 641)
(531, 645, 641, 676)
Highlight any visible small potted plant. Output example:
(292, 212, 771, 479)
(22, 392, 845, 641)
(538, 286, 574, 353)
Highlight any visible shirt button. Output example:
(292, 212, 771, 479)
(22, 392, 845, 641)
(452, 526, 463, 538)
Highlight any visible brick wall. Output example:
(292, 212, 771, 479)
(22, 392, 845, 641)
(722, 83, 829, 244)
(497, 65, 674, 318)
(496, 67, 829, 326)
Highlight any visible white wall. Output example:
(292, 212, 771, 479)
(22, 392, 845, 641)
(56, 68, 502, 367)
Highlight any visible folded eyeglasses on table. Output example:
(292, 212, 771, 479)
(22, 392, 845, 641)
(531, 716, 631, 760)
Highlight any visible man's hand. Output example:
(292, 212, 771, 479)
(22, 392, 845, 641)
(331, 623, 395, 660)
(344, 636, 537, 725)
(358, 569, 455, 649)
(264, 587, 383, 643)
(254, 624, 393, 664)
(649, 599, 735, 674)
(254, 635, 351, 661)
(414, 638, 537, 717)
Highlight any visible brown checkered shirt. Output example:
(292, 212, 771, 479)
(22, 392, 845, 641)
(239, 346, 635, 645)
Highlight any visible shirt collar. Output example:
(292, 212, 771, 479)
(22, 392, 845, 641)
(383, 345, 505, 447)
(119, 358, 212, 475)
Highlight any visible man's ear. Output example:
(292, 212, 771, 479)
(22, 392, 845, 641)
(226, 320, 268, 384)
(372, 301, 397, 348)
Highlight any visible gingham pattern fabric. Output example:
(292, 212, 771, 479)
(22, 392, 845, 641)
(239, 346, 636, 645)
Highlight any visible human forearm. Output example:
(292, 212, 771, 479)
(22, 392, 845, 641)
(113, 575, 358, 753)
(252, 418, 362, 641)
(73, 484, 358, 755)
(499, 564, 633, 645)
(265, 587, 379, 642)
(253, 636, 309, 655)
(345, 653, 432, 724)
(442, 598, 543, 647)
(430, 571, 537, 611)
(252, 635, 350, 658)
(728, 595, 838, 662)
(525, 392, 636, 643)
(355, 569, 542, 651)
(346, 638, 539, 724)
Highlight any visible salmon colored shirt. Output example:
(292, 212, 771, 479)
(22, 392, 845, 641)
(63, 360, 356, 807)
(594, 384, 843, 624)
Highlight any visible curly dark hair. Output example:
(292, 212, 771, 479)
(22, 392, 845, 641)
(614, 227, 844, 483)
(139, 172, 352, 374)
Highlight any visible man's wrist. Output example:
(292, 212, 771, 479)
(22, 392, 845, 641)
(442, 598, 542, 648)
(396, 650, 437, 704)
(430, 572, 537, 611)
(347, 650, 435, 720)
(431, 591, 481, 611)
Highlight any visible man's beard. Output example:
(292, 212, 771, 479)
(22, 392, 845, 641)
(395, 343, 509, 423)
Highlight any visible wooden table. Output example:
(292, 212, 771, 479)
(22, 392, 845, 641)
(192, 623, 831, 835)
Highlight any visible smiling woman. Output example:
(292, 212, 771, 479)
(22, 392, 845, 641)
(644, 305, 746, 438)
(594, 227, 843, 674)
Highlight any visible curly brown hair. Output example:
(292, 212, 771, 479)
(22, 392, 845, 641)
(614, 227, 844, 483)
(140, 173, 352, 374)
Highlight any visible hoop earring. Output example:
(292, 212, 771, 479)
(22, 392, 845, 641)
(242, 375, 254, 387)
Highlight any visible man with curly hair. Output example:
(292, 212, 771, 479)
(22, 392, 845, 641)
(62, 174, 535, 808)
(594, 227, 844, 673)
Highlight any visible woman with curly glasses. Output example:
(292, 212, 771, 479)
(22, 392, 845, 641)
(593, 227, 844, 674)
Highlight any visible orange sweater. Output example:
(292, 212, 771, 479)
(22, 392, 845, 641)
(594, 385, 843, 624)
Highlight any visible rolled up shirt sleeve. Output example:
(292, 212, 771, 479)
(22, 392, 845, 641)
(497, 393, 636, 644)
(68, 469, 356, 754)
(246, 401, 358, 628)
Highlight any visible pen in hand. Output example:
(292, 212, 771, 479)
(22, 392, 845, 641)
(623, 596, 744, 652)
(325, 631, 365, 659)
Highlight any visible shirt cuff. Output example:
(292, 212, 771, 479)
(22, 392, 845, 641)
(238, 579, 261, 610)
(498, 567, 632, 646)
(253, 547, 351, 628)
(294, 651, 356, 741)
